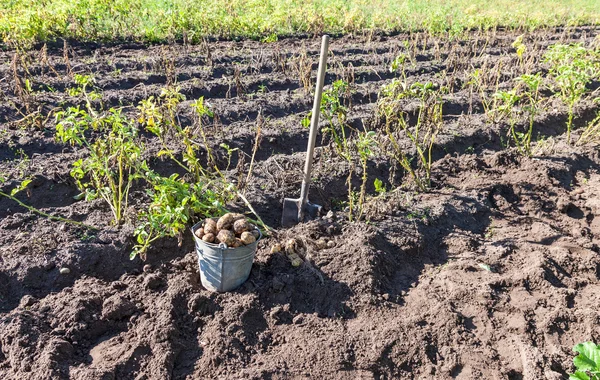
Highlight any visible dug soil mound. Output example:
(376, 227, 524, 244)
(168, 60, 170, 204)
(0, 27, 599, 379)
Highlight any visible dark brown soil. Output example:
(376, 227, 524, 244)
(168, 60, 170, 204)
(1, 26, 599, 379)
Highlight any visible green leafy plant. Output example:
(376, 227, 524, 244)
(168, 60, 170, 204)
(378, 81, 445, 191)
(374, 178, 386, 195)
(512, 34, 527, 70)
(570, 342, 600, 380)
(544, 43, 599, 144)
(56, 107, 144, 224)
(138, 87, 217, 181)
(67, 74, 102, 105)
(516, 73, 543, 156)
(321, 79, 352, 158)
(355, 130, 377, 220)
(390, 53, 411, 80)
(132, 172, 235, 260)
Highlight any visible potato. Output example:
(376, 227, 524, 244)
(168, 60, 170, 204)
(202, 233, 215, 243)
(270, 243, 282, 254)
(240, 231, 256, 245)
(217, 213, 234, 231)
(233, 219, 249, 235)
(251, 229, 260, 239)
(231, 213, 245, 222)
(194, 227, 205, 239)
(204, 219, 217, 235)
(315, 237, 328, 250)
(285, 238, 305, 255)
(217, 229, 236, 246)
(232, 238, 243, 248)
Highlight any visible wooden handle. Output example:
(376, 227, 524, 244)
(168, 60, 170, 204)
(298, 35, 329, 216)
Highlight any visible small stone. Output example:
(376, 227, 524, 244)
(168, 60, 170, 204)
(326, 210, 334, 219)
(59, 267, 71, 275)
(143, 264, 152, 273)
(382, 293, 390, 301)
(326, 241, 335, 248)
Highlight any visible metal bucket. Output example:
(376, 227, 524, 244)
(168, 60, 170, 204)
(191, 221, 261, 292)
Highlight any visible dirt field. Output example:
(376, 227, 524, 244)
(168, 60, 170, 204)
(1, 26, 599, 379)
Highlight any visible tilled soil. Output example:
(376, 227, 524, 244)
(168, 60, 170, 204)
(0, 27, 599, 379)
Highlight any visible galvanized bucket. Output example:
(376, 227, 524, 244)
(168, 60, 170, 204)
(191, 220, 261, 292)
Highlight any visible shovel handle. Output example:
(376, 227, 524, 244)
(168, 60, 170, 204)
(299, 35, 329, 216)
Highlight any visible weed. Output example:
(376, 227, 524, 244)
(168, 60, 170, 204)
(516, 73, 543, 156)
(390, 53, 411, 81)
(68, 74, 102, 105)
(219, 143, 240, 171)
(138, 87, 210, 180)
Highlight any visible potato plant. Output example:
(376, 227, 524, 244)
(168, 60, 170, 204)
(378, 81, 445, 192)
(56, 107, 145, 224)
(320, 79, 352, 159)
(132, 172, 236, 259)
(544, 44, 599, 144)
(570, 341, 600, 380)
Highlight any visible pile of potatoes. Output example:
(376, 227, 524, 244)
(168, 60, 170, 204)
(194, 213, 260, 248)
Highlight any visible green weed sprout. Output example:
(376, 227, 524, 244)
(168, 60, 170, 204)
(569, 341, 600, 380)
(56, 107, 144, 224)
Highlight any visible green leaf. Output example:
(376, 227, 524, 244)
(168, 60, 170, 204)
(570, 371, 590, 380)
(573, 342, 600, 372)
(10, 179, 32, 196)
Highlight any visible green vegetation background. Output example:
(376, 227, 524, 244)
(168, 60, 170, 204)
(2, 0, 600, 45)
